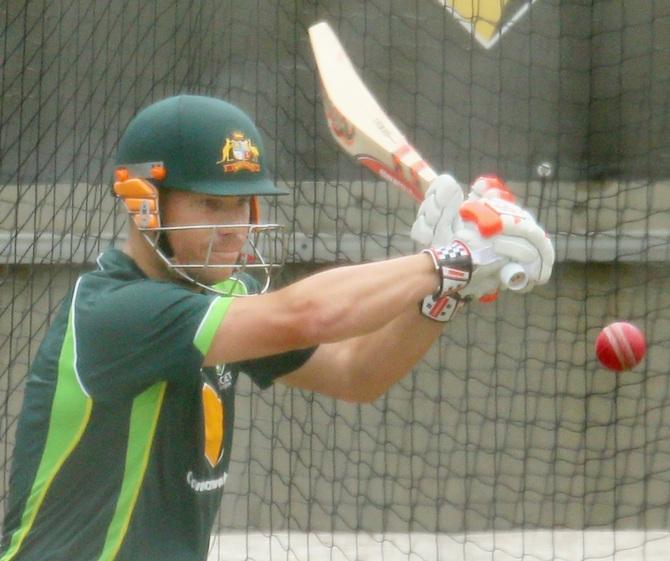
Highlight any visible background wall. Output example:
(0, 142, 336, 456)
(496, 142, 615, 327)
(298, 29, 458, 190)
(2, 0, 669, 190)
(2, 0, 669, 544)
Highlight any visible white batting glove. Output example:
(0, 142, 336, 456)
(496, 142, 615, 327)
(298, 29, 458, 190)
(411, 174, 464, 247)
(467, 175, 517, 203)
(420, 196, 555, 321)
(459, 174, 535, 296)
(458, 197, 554, 294)
(416, 174, 515, 322)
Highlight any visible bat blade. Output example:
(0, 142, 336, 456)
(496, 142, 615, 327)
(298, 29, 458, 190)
(308, 22, 529, 293)
(308, 21, 437, 202)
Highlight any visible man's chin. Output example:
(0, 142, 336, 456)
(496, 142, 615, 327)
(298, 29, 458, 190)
(197, 268, 236, 287)
(167, 264, 235, 288)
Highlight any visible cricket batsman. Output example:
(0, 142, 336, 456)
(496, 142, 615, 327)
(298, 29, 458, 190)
(1, 95, 553, 560)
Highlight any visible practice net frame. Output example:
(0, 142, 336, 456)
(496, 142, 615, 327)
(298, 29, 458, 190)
(2, 1, 669, 560)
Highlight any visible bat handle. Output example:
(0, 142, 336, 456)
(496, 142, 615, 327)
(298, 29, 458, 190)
(500, 262, 528, 291)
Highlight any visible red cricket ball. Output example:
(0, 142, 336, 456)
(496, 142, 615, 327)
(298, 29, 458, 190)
(595, 321, 646, 372)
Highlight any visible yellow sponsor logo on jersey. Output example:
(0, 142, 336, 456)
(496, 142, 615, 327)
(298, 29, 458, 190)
(201, 383, 224, 467)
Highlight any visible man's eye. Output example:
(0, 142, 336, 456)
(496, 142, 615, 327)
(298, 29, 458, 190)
(197, 197, 250, 214)
(201, 198, 223, 211)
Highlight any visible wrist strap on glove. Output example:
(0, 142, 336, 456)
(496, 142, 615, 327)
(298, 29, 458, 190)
(420, 293, 467, 322)
(421, 241, 472, 298)
(419, 240, 473, 323)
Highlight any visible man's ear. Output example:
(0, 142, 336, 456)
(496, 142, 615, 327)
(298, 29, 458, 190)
(250, 195, 260, 224)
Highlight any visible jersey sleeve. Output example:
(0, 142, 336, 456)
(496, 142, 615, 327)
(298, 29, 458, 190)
(224, 274, 318, 388)
(73, 276, 231, 399)
(233, 346, 318, 389)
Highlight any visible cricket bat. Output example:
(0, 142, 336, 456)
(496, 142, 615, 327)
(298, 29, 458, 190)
(308, 21, 530, 292)
(308, 21, 437, 202)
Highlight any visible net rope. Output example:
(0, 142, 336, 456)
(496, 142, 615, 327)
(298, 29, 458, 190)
(1, 1, 669, 559)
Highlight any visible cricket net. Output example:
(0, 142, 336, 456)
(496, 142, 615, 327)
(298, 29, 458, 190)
(2, 1, 670, 560)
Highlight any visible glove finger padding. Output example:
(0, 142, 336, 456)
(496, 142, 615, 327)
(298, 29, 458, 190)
(456, 197, 555, 296)
(493, 201, 554, 288)
(411, 174, 464, 247)
(468, 175, 516, 203)
(410, 215, 435, 246)
(493, 215, 555, 286)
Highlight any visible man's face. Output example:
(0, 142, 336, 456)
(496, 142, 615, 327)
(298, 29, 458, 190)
(159, 190, 251, 286)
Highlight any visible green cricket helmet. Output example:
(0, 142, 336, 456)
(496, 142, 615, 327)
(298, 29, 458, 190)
(115, 94, 288, 197)
(113, 95, 287, 295)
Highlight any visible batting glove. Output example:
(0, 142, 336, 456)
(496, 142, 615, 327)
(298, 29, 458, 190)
(467, 175, 517, 203)
(415, 174, 511, 322)
(411, 174, 515, 249)
(420, 196, 555, 321)
(411, 174, 464, 247)
(458, 196, 554, 294)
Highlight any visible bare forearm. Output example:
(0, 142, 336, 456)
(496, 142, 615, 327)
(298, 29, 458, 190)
(279, 253, 438, 343)
(339, 308, 444, 402)
(208, 252, 438, 364)
(280, 308, 444, 402)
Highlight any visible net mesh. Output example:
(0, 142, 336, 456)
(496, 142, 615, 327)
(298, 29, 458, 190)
(2, 0, 670, 559)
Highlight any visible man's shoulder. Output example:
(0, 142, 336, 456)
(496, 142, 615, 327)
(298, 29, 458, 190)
(91, 248, 146, 281)
(76, 249, 212, 320)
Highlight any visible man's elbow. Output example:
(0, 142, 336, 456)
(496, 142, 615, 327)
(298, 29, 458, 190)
(336, 370, 392, 404)
(329, 346, 400, 404)
(351, 387, 386, 404)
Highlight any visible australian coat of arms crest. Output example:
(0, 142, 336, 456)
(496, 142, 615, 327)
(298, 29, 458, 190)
(218, 132, 261, 173)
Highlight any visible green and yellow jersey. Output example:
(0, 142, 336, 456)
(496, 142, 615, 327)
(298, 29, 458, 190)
(1, 249, 314, 561)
